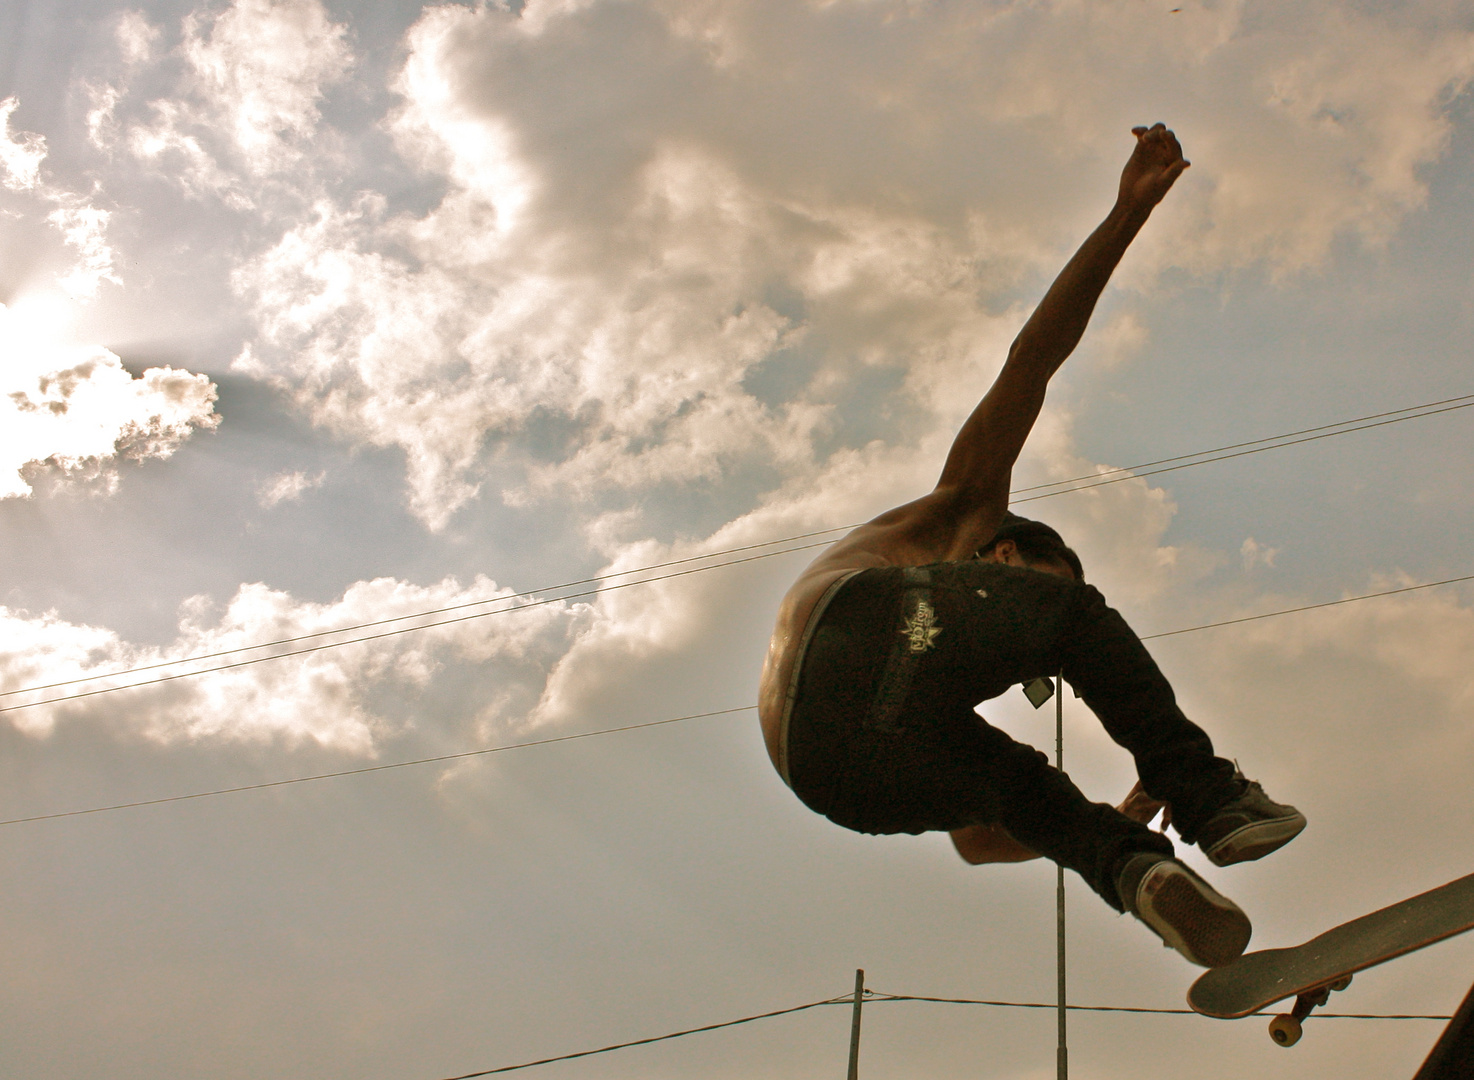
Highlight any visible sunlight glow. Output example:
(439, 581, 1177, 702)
(0, 297, 220, 499)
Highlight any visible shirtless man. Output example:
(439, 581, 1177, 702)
(757, 124, 1305, 968)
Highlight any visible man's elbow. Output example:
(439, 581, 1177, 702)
(1004, 332, 1067, 380)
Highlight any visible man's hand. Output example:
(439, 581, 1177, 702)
(951, 782, 1173, 866)
(1117, 123, 1189, 213)
(1117, 780, 1171, 831)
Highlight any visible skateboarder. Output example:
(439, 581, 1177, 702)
(758, 124, 1306, 968)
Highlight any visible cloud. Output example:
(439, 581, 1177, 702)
(84, 12, 161, 146)
(217, 0, 1474, 533)
(116, 9, 162, 67)
(1, 99, 121, 298)
(23, 0, 1469, 619)
(525, 394, 1199, 728)
(0, 574, 588, 752)
(0, 301, 220, 499)
(1091, 309, 1150, 372)
(11, 2, 1472, 535)
(1128, 5, 1474, 279)
(229, 161, 828, 529)
(0, 97, 48, 191)
(4, 6, 1474, 1077)
(46, 204, 122, 299)
(19, 0, 1469, 765)
(256, 468, 325, 508)
(179, 0, 351, 175)
(1170, 572, 1474, 852)
(1241, 536, 1280, 570)
(101, 0, 352, 206)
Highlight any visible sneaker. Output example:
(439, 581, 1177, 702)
(1116, 853, 1252, 968)
(1197, 775, 1306, 868)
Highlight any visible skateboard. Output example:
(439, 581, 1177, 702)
(1188, 871, 1474, 1047)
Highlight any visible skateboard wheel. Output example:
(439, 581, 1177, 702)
(1329, 975, 1352, 992)
(1269, 1014, 1302, 1047)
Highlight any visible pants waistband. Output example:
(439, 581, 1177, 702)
(776, 569, 864, 788)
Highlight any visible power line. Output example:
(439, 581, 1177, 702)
(428, 986, 1452, 1078)
(5, 569, 1470, 827)
(1139, 573, 1474, 641)
(1010, 392, 1474, 498)
(1014, 397, 1474, 505)
(0, 540, 837, 716)
(6, 389, 1468, 709)
(10, 560, 1469, 722)
(867, 992, 1452, 1020)
(0, 707, 753, 827)
(433, 994, 854, 1079)
(0, 528, 852, 700)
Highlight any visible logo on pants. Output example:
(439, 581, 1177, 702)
(901, 599, 942, 653)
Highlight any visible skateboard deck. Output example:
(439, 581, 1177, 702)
(1189, 872, 1474, 1046)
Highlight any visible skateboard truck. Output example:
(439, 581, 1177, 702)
(1268, 975, 1353, 1047)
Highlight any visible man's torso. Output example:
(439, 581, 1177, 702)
(757, 499, 1008, 774)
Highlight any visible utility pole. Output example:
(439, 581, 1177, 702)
(847, 968, 865, 1080)
(1056, 673, 1068, 1080)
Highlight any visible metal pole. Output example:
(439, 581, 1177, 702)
(1056, 674, 1068, 1080)
(847, 968, 865, 1080)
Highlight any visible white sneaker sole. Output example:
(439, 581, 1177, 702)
(1203, 813, 1307, 867)
(1135, 861, 1252, 968)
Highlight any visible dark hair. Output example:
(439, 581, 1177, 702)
(976, 514, 1085, 581)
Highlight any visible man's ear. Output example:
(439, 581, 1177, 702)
(994, 539, 1018, 562)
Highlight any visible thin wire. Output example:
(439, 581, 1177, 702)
(1140, 574, 1474, 641)
(866, 993, 1451, 1020)
(0, 528, 853, 700)
(6, 570, 1471, 827)
(1294, 1014, 1458, 1020)
(8, 390, 1468, 705)
(1014, 399, 1474, 505)
(1010, 392, 1474, 496)
(0, 707, 754, 826)
(432, 994, 853, 1079)
(873, 993, 1192, 1013)
(0, 541, 836, 716)
(428, 987, 1453, 1078)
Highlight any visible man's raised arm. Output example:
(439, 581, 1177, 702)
(928, 124, 1189, 554)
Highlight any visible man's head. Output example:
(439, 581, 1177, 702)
(976, 515, 1084, 581)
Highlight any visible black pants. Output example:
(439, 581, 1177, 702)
(785, 561, 1240, 911)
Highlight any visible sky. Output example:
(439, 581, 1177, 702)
(3, 0, 1474, 1077)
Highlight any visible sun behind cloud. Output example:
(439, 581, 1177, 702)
(0, 298, 220, 499)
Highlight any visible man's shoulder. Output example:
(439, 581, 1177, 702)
(813, 495, 1008, 569)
